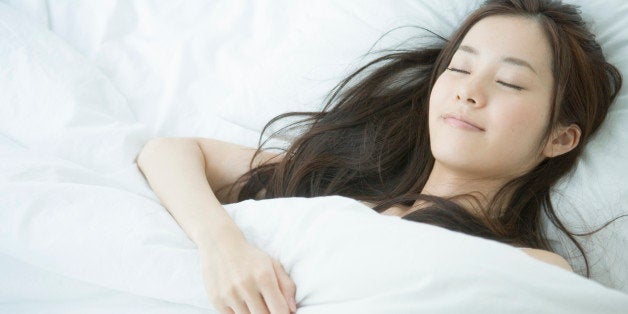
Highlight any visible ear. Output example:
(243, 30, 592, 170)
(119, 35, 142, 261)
(542, 124, 582, 158)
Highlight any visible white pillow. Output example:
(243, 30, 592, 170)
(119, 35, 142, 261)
(539, 0, 628, 290)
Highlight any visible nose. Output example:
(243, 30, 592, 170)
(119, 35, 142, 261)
(456, 78, 486, 108)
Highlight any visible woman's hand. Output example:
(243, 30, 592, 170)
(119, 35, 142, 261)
(200, 239, 298, 314)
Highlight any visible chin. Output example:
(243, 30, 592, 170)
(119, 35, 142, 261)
(431, 146, 488, 175)
(432, 135, 479, 156)
(435, 157, 480, 173)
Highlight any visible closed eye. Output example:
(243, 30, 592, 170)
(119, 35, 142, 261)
(448, 67, 524, 91)
(447, 67, 470, 74)
(497, 81, 524, 91)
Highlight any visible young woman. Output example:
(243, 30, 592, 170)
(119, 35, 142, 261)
(137, 0, 623, 313)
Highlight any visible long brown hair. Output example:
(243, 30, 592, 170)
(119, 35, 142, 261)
(220, 0, 624, 277)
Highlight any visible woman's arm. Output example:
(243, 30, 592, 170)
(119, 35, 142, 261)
(136, 137, 296, 313)
(136, 137, 283, 247)
(137, 137, 243, 248)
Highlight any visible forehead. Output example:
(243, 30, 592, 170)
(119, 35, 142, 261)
(459, 15, 553, 75)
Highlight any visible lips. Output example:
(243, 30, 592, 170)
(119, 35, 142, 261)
(441, 113, 485, 131)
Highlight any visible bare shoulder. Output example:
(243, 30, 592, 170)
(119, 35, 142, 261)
(519, 248, 573, 272)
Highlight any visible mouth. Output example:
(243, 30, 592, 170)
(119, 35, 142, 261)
(441, 114, 485, 132)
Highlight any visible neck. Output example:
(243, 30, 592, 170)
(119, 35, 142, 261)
(412, 161, 511, 214)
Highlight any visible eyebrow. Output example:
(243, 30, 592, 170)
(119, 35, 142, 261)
(458, 45, 538, 75)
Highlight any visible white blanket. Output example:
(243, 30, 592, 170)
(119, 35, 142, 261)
(1, 0, 628, 313)
(2, 156, 628, 313)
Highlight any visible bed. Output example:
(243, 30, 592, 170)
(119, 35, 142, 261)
(1, 0, 627, 313)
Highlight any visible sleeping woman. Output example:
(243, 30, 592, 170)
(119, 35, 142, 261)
(136, 0, 623, 313)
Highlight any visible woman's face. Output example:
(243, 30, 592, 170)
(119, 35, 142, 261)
(428, 15, 555, 179)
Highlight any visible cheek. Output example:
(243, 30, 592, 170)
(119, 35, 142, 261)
(490, 99, 549, 148)
(428, 75, 450, 118)
(430, 74, 450, 104)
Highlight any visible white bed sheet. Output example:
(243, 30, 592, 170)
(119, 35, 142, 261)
(18, 0, 626, 291)
(1, 0, 628, 313)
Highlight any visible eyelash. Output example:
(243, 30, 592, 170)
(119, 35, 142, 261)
(446, 67, 524, 91)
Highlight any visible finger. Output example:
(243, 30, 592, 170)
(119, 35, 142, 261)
(227, 300, 250, 314)
(258, 270, 291, 314)
(217, 305, 236, 314)
(211, 298, 236, 314)
(273, 260, 297, 311)
(238, 286, 269, 314)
